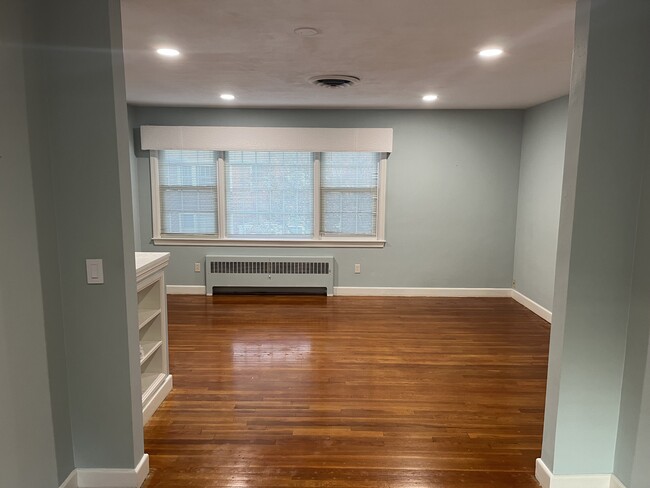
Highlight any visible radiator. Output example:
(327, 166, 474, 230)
(205, 255, 334, 296)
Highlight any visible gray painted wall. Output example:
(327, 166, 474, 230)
(21, 0, 76, 481)
(542, 0, 650, 475)
(513, 97, 568, 312)
(34, 0, 144, 469)
(131, 107, 523, 289)
(613, 89, 650, 487)
(0, 0, 61, 485)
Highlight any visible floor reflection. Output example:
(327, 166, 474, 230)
(232, 340, 312, 365)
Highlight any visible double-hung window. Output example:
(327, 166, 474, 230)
(157, 150, 218, 235)
(320, 152, 380, 237)
(145, 126, 391, 247)
(225, 151, 314, 238)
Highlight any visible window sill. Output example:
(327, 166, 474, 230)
(152, 237, 386, 248)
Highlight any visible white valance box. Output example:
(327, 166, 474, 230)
(140, 125, 393, 154)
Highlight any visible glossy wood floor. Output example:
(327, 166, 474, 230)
(142, 296, 549, 488)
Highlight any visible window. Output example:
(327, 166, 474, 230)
(157, 150, 218, 235)
(320, 152, 380, 237)
(226, 151, 314, 238)
(150, 150, 387, 247)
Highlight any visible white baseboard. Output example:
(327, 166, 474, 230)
(168, 284, 513, 298)
(511, 289, 552, 322)
(75, 453, 149, 488)
(143, 374, 173, 425)
(167, 285, 206, 295)
(535, 459, 626, 488)
(59, 470, 78, 488)
(166, 284, 552, 324)
(333, 287, 512, 297)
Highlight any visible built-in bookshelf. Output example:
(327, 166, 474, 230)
(135, 252, 172, 424)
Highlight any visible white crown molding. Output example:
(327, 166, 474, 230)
(511, 289, 552, 322)
(75, 453, 149, 488)
(535, 459, 626, 488)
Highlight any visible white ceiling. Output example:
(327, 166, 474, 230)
(120, 0, 576, 109)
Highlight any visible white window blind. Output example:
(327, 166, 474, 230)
(225, 151, 314, 238)
(320, 152, 380, 237)
(158, 150, 218, 235)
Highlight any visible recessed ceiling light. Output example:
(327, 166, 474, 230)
(479, 48, 504, 58)
(294, 27, 321, 37)
(220, 93, 235, 101)
(422, 94, 438, 102)
(156, 48, 180, 57)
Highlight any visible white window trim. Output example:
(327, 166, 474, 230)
(149, 150, 388, 248)
(151, 237, 387, 248)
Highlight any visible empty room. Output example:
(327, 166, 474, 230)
(2, 1, 650, 488)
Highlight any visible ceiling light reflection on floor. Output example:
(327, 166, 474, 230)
(232, 341, 311, 364)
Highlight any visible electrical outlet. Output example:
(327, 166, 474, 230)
(354, 263, 361, 274)
(194, 262, 201, 272)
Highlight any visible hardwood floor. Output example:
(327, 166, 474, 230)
(142, 295, 549, 488)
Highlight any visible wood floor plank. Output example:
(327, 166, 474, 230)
(142, 296, 549, 487)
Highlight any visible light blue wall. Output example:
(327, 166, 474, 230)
(614, 96, 650, 486)
(21, 0, 77, 482)
(131, 107, 524, 289)
(513, 97, 568, 312)
(542, 0, 650, 476)
(1, 0, 145, 480)
(34, 0, 144, 469)
(0, 0, 61, 485)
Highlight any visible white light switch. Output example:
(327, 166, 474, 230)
(86, 259, 104, 284)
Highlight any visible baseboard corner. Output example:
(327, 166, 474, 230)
(535, 458, 620, 488)
(511, 289, 552, 323)
(60, 470, 78, 488)
(75, 453, 149, 488)
(536, 458, 552, 488)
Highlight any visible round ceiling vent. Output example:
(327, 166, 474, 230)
(309, 75, 360, 89)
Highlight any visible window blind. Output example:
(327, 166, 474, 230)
(158, 150, 218, 235)
(320, 152, 380, 237)
(225, 151, 314, 238)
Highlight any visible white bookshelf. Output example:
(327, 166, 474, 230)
(135, 252, 172, 424)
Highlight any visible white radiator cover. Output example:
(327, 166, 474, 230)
(205, 255, 334, 296)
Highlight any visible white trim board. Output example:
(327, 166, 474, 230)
(140, 126, 393, 153)
(143, 375, 173, 424)
(167, 285, 512, 298)
(511, 289, 552, 322)
(167, 285, 206, 295)
(59, 470, 78, 488)
(535, 459, 627, 488)
(165, 285, 552, 323)
(75, 453, 149, 488)
(334, 287, 512, 297)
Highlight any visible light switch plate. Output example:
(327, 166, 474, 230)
(86, 259, 104, 284)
